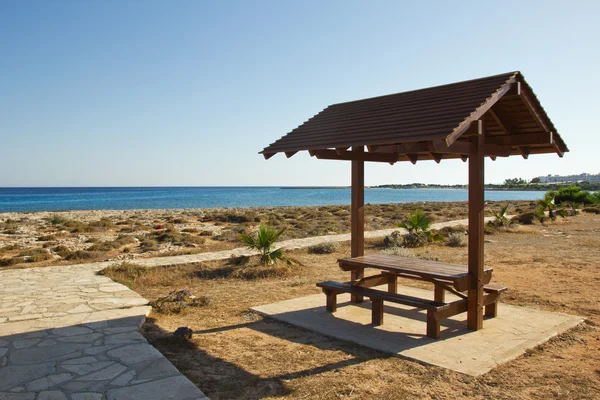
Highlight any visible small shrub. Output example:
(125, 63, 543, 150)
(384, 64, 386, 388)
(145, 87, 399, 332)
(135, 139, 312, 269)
(402, 232, 427, 248)
(380, 247, 414, 257)
(37, 234, 57, 241)
(308, 242, 338, 254)
(174, 326, 193, 339)
(383, 231, 403, 248)
(181, 228, 199, 233)
(149, 289, 210, 314)
(52, 245, 71, 258)
(65, 250, 96, 260)
(582, 207, 600, 214)
(514, 212, 536, 225)
(18, 248, 52, 263)
(0, 257, 18, 266)
(182, 234, 206, 246)
(98, 262, 152, 288)
(46, 214, 68, 225)
(139, 238, 159, 252)
(446, 232, 466, 247)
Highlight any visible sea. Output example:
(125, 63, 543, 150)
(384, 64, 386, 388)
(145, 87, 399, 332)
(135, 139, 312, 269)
(0, 187, 545, 213)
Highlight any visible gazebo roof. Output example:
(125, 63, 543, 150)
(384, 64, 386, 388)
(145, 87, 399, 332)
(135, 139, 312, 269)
(261, 71, 568, 164)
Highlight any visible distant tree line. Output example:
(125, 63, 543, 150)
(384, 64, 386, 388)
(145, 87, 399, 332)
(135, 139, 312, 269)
(375, 179, 600, 191)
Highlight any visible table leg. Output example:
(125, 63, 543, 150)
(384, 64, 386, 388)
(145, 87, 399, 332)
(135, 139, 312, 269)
(350, 268, 364, 303)
(387, 274, 398, 294)
(434, 284, 445, 303)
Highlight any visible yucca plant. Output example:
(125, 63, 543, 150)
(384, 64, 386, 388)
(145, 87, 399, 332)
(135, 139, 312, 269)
(397, 209, 432, 234)
(537, 191, 557, 221)
(492, 204, 510, 227)
(239, 223, 287, 266)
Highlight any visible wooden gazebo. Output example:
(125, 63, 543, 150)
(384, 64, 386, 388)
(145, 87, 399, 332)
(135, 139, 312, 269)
(260, 71, 568, 334)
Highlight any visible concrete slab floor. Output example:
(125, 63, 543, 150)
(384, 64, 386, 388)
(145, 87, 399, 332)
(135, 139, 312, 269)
(251, 285, 584, 376)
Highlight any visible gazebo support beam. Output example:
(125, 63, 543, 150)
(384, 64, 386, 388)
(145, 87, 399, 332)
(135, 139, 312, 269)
(467, 120, 485, 331)
(350, 146, 365, 303)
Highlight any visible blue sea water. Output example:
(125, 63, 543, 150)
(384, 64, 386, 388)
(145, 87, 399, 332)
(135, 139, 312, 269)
(0, 187, 545, 213)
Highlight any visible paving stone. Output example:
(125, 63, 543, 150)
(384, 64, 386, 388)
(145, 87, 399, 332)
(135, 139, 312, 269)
(38, 339, 57, 347)
(107, 344, 162, 365)
(51, 327, 93, 337)
(56, 333, 103, 344)
(71, 393, 103, 400)
(77, 363, 127, 381)
(62, 356, 98, 365)
(25, 373, 72, 391)
(103, 331, 145, 345)
(106, 376, 208, 400)
(0, 393, 36, 400)
(10, 344, 88, 365)
(8, 314, 43, 322)
(0, 363, 56, 391)
(0, 348, 7, 357)
(83, 345, 121, 356)
(136, 357, 180, 379)
(109, 370, 135, 387)
(0, 340, 8, 347)
(62, 361, 114, 376)
(36, 391, 68, 400)
(68, 305, 93, 314)
(12, 339, 41, 349)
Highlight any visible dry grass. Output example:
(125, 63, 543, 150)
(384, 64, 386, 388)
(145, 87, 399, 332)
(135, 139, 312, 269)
(100, 214, 600, 400)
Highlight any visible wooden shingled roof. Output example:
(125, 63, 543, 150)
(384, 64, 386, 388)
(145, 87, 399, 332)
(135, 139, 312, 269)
(261, 71, 568, 164)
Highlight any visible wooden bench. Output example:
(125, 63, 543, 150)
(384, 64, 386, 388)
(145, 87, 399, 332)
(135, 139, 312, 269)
(483, 284, 508, 317)
(317, 280, 450, 339)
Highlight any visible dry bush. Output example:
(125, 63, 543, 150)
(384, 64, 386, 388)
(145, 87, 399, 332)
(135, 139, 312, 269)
(149, 289, 209, 314)
(65, 250, 96, 261)
(380, 247, 414, 257)
(308, 242, 339, 254)
(99, 262, 152, 288)
(446, 232, 466, 247)
(17, 248, 52, 263)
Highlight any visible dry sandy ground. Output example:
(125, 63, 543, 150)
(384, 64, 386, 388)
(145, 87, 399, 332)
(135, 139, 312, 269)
(0, 201, 537, 269)
(100, 213, 600, 400)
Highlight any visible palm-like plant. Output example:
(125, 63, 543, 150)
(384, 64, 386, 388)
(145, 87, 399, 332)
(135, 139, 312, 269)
(239, 223, 286, 266)
(537, 191, 557, 221)
(492, 204, 510, 227)
(397, 210, 432, 235)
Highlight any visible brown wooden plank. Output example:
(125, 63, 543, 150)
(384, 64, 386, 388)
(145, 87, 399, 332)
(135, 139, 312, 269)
(351, 148, 365, 303)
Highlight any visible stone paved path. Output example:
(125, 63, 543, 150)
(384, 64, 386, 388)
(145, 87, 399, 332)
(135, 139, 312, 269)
(0, 264, 208, 400)
(0, 217, 490, 399)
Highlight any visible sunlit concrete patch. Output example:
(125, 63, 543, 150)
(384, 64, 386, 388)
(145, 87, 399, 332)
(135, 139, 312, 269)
(251, 285, 584, 376)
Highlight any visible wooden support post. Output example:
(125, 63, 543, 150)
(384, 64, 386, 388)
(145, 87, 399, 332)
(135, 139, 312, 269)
(350, 146, 365, 303)
(467, 120, 485, 330)
(387, 274, 398, 294)
(434, 285, 445, 303)
(485, 302, 498, 318)
(325, 290, 337, 313)
(371, 299, 384, 325)
(426, 310, 441, 339)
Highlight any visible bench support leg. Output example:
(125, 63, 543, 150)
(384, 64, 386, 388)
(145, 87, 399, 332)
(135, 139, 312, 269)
(434, 285, 445, 303)
(350, 268, 364, 303)
(324, 290, 337, 313)
(387, 274, 397, 294)
(371, 299, 384, 325)
(485, 302, 498, 318)
(426, 310, 440, 339)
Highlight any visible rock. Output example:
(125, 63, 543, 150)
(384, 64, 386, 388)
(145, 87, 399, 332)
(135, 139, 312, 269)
(107, 344, 162, 365)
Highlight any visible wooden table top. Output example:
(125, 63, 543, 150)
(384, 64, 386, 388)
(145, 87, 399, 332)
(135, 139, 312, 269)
(338, 254, 493, 290)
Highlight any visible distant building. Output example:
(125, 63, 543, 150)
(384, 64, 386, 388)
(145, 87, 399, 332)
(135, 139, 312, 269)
(537, 173, 600, 183)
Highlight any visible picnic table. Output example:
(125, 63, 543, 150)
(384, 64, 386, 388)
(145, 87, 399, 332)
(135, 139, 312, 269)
(317, 254, 506, 339)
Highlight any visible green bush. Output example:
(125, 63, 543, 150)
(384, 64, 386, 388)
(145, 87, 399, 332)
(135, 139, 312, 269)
(554, 186, 599, 205)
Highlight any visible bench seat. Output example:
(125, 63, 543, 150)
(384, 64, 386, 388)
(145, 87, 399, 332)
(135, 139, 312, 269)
(317, 280, 450, 338)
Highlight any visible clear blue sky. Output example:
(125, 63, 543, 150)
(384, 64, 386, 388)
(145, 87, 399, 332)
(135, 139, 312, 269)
(1, 0, 598, 187)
